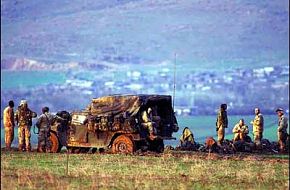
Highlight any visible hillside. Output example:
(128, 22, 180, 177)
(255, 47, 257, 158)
(1, 0, 289, 71)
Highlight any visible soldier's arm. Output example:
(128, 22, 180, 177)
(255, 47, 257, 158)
(244, 126, 249, 134)
(232, 125, 239, 133)
(278, 117, 287, 132)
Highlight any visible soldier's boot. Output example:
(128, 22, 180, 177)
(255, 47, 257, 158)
(37, 146, 44, 153)
(26, 145, 31, 152)
(18, 144, 24, 151)
(6, 143, 11, 151)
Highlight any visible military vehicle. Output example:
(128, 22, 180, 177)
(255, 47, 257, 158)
(49, 95, 179, 153)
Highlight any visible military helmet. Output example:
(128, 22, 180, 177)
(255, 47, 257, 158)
(20, 100, 27, 106)
(275, 108, 284, 112)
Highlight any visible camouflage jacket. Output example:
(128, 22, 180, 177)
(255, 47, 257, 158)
(232, 123, 249, 134)
(278, 115, 288, 133)
(252, 113, 264, 133)
(15, 106, 37, 126)
(216, 110, 228, 128)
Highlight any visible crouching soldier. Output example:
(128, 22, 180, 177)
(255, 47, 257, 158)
(180, 127, 198, 150)
(36, 107, 60, 153)
(141, 107, 157, 140)
(15, 100, 37, 152)
(276, 108, 288, 153)
(232, 119, 249, 142)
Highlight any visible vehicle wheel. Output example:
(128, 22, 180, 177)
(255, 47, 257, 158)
(50, 132, 61, 153)
(112, 135, 135, 154)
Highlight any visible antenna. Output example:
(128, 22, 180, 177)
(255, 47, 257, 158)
(173, 53, 177, 110)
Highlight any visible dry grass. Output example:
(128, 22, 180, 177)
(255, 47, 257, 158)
(1, 150, 289, 190)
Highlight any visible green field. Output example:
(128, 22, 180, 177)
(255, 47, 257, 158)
(1, 151, 289, 190)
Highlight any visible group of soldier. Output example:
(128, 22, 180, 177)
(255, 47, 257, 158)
(216, 104, 288, 153)
(179, 103, 289, 153)
(3, 100, 59, 152)
(3, 99, 289, 154)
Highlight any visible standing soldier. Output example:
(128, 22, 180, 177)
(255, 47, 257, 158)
(216, 104, 228, 145)
(36, 107, 57, 153)
(3, 100, 15, 150)
(15, 100, 37, 152)
(275, 108, 288, 153)
(232, 119, 249, 142)
(250, 108, 264, 150)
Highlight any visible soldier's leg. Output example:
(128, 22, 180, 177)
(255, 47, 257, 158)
(240, 133, 246, 141)
(24, 125, 31, 151)
(254, 133, 262, 150)
(217, 127, 225, 145)
(18, 126, 25, 151)
(45, 129, 52, 152)
(38, 129, 45, 152)
(4, 127, 11, 149)
(233, 133, 239, 142)
(278, 132, 286, 152)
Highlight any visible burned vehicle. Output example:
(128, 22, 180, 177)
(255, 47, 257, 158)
(49, 95, 179, 153)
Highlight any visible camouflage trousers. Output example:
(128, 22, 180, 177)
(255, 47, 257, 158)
(4, 124, 14, 149)
(142, 122, 157, 134)
(18, 125, 31, 151)
(253, 132, 263, 149)
(217, 127, 225, 145)
(233, 133, 246, 142)
(277, 132, 287, 152)
(38, 127, 51, 152)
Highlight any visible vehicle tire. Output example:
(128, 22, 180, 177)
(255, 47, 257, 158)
(50, 132, 61, 153)
(112, 135, 135, 154)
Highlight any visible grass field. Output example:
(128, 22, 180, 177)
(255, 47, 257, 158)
(1, 150, 289, 190)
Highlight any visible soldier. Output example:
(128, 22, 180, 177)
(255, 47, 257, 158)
(276, 108, 288, 153)
(216, 104, 228, 145)
(250, 108, 264, 150)
(180, 127, 196, 150)
(141, 107, 157, 140)
(36, 107, 58, 153)
(15, 100, 37, 152)
(232, 119, 249, 142)
(3, 100, 15, 150)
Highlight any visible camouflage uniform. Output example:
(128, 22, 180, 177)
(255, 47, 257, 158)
(3, 106, 15, 149)
(141, 107, 157, 140)
(216, 108, 228, 145)
(232, 123, 249, 142)
(36, 113, 56, 152)
(15, 102, 37, 151)
(252, 113, 264, 149)
(180, 127, 195, 149)
(277, 114, 288, 152)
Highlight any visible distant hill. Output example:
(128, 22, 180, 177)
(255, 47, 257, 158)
(1, 0, 288, 70)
